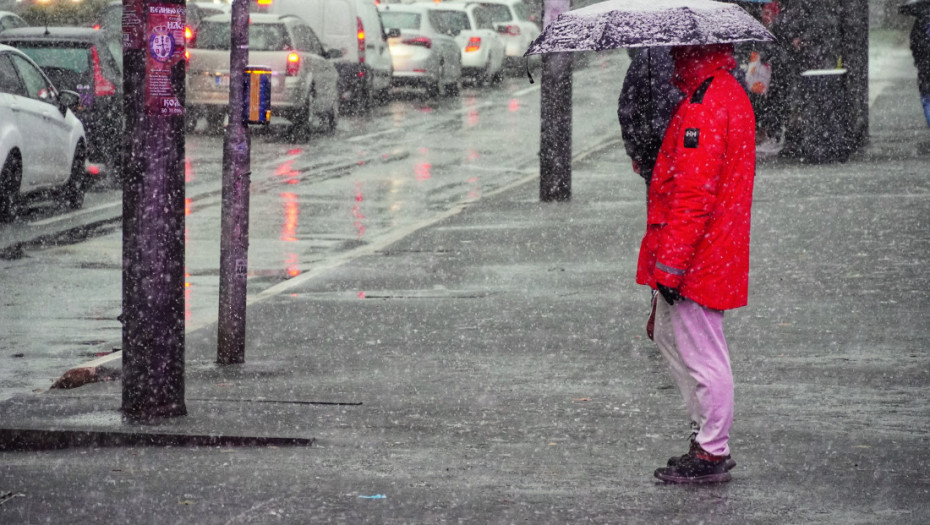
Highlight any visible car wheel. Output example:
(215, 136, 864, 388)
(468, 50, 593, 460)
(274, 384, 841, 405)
(291, 90, 317, 142)
(427, 64, 445, 98)
(323, 99, 339, 136)
(184, 114, 198, 133)
(62, 145, 87, 210)
(206, 111, 225, 134)
(444, 77, 460, 97)
(0, 154, 22, 223)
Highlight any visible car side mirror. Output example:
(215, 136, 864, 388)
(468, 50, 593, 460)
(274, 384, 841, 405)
(325, 48, 344, 59)
(58, 90, 80, 115)
(385, 28, 401, 39)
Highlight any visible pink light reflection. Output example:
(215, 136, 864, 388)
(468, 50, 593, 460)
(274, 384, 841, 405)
(415, 162, 432, 181)
(509, 99, 520, 112)
(280, 192, 298, 242)
(352, 182, 366, 239)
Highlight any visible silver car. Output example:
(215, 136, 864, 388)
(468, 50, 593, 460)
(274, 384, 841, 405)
(378, 4, 463, 97)
(186, 13, 342, 139)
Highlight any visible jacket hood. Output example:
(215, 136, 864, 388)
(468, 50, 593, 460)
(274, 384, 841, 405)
(671, 44, 737, 94)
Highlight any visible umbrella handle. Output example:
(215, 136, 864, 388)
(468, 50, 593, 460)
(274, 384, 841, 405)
(526, 57, 535, 84)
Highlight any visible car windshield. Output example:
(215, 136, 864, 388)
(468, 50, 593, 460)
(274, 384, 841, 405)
(478, 4, 512, 22)
(195, 21, 290, 51)
(380, 11, 421, 31)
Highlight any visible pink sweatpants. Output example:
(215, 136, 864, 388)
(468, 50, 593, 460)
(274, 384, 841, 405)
(653, 296, 733, 457)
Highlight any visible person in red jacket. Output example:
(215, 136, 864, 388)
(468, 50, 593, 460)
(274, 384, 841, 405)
(637, 43, 756, 484)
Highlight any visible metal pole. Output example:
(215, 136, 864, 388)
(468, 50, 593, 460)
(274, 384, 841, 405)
(539, 0, 572, 202)
(121, 0, 187, 420)
(217, 0, 252, 364)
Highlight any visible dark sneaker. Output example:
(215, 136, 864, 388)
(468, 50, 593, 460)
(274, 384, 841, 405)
(667, 440, 736, 471)
(655, 449, 732, 484)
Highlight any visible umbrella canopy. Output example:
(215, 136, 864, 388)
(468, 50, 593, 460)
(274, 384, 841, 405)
(524, 0, 775, 56)
(899, 0, 930, 16)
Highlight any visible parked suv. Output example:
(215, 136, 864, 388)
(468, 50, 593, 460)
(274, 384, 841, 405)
(186, 13, 341, 139)
(0, 27, 123, 180)
(0, 44, 87, 221)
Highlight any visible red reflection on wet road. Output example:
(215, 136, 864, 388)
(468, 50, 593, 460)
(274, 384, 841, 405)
(352, 182, 366, 239)
(281, 192, 298, 242)
(281, 192, 301, 277)
(276, 159, 300, 185)
(509, 99, 520, 112)
(185, 158, 193, 183)
(415, 163, 432, 181)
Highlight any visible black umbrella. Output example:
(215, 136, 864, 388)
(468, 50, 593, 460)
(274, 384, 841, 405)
(900, 0, 930, 16)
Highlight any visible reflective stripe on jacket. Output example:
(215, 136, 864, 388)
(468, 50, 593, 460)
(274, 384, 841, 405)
(636, 45, 756, 311)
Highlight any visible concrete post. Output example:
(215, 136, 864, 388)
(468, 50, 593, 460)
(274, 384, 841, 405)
(216, 0, 252, 364)
(539, 0, 572, 202)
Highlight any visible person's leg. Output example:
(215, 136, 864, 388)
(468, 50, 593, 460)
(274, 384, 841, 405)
(653, 297, 701, 429)
(667, 299, 733, 457)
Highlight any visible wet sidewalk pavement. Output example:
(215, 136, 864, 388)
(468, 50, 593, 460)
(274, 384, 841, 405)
(1, 34, 929, 524)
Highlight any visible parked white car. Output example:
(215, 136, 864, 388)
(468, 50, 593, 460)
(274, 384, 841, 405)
(378, 3, 463, 97)
(469, 0, 540, 67)
(186, 13, 342, 139)
(0, 44, 87, 222)
(429, 2, 505, 85)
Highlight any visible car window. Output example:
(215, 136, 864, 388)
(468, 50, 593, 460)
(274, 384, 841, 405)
(9, 53, 55, 103)
(1, 15, 27, 31)
(513, 3, 531, 21)
(431, 10, 471, 34)
(10, 44, 91, 92)
(380, 11, 421, 31)
(0, 53, 26, 96)
(292, 23, 323, 56)
(194, 21, 290, 51)
(478, 4, 512, 22)
(471, 7, 495, 30)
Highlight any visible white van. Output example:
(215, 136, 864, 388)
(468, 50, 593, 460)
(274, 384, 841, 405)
(259, 0, 394, 110)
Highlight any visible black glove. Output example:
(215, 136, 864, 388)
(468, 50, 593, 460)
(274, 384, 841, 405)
(657, 283, 683, 305)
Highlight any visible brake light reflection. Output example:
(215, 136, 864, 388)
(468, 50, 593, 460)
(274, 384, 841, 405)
(280, 192, 301, 277)
(352, 182, 366, 239)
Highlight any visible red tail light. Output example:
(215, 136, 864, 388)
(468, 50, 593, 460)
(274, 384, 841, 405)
(402, 36, 431, 49)
(357, 17, 365, 63)
(185, 26, 194, 45)
(286, 52, 300, 76)
(465, 36, 481, 53)
(506, 25, 520, 36)
(92, 46, 116, 96)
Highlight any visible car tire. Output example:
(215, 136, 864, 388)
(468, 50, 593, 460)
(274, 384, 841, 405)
(62, 145, 87, 210)
(444, 77, 460, 97)
(322, 99, 339, 136)
(184, 114, 198, 133)
(206, 111, 225, 134)
(0, 154, 22, 223)
(427, 64, 445, 98)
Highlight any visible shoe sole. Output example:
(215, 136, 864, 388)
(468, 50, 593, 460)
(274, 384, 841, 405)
(667, 457, 737, 471)
(654, 470, 732, 484)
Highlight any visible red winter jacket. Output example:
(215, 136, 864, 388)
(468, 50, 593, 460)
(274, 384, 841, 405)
(636, 45, 756, 311)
